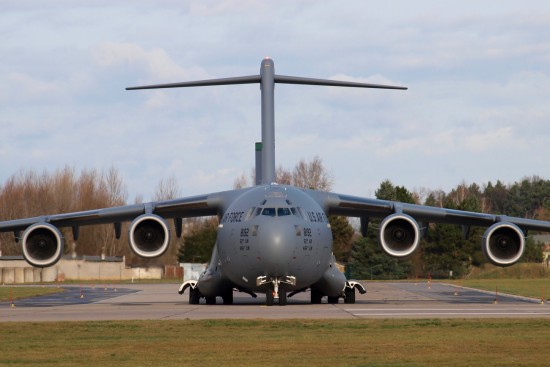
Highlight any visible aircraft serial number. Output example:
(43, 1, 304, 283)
(307, 211, 328, 223)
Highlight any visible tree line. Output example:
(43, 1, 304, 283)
(0, 163, 547, 277)
(348, 177, 547, 280)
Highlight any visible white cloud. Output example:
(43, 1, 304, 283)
(2, 1, 550, 202)
(93, 42, 209, 81)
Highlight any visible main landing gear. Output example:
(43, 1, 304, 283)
(179, 280, 236, 305)
(310, 281, 366, 304)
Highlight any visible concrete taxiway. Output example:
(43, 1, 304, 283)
(1, 282, 549, 321)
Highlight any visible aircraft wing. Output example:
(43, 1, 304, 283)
(318, 192, 550, 231)
(0, 188, 247, 267)
(0, 193, 221, 233)
(309, 190, 550, 266)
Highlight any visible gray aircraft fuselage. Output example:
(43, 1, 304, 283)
(197, 184, 343, 298)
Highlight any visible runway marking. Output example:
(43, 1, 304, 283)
(346, 308, 548, 311)
(353, 312, 550, 316)
(346, 307, 550, 317)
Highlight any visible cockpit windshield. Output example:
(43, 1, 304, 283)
(261, 207, 276, 217)
(244, 206, 306, 220)
(277, 208, 291, 216)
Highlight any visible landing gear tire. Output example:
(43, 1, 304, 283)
(344, 288, 356, 304)
(278, 287, 287, 306)
(205, 296, 216, 305)
(327, 296, 339, 304)
(266, 288, 274, 306)
(189, 288, 200, 305)
(223, 290, 234, 305)
(311, 288, 323, 304)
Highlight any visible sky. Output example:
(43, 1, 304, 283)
(2, 1, 550, 202)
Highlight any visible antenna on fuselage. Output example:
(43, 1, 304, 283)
(126, 57, 407, 185)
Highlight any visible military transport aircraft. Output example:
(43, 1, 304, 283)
(2, 57, 550, 306)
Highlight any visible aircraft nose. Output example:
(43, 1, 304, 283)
(257, 221, 295, 274)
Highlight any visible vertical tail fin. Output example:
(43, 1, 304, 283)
(126, 58, 407, 185)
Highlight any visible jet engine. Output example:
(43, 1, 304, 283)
(128, 214, 171, 258)
(22, 223, 64, 268)
(378, 213, 420, 258)
(482, 222, 525, 266)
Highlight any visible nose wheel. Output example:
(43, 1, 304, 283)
(265, 284, 287, 306)
(260, 276, 294, 306)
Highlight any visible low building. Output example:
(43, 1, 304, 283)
(0, 255, 163, 284)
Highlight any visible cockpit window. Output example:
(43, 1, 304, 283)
(290, 207, 303, 219)
(261, 207, 276, 217)
(244, 207, 256, 221)
(277, 208, 291, 216)
(296, 207, 307, 220)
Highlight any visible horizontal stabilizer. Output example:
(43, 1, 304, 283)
(127, 75, 406, 91)
(126, 75, 261, 90)
(275, 75, 407, 90)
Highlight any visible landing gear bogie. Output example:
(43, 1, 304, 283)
(344, 287, 356, 304)
(189, 287, 201, 305)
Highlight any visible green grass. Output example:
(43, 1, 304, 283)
(467, 263, 550, 279)
(0, 286, 64, 302)
(443, 263, 550, 300)
(448, 278, 549, 300)
(0, 319, 548, 366)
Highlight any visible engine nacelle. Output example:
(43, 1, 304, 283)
(128, 214, 171, 258)
(22, 223, 64, 268)
(482, 222, 525, 266)
(378, 213, 420, 258)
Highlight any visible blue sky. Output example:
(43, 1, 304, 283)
(2, 1, 550, 201)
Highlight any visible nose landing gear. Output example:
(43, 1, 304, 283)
(257, 275, 296, 306)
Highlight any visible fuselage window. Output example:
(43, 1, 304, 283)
(261, 207, 276, 217)
(278, 207, 291, 216)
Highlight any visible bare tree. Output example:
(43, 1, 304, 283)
(292, 156, 333, 191)
(154, 175, 181, 201)
(0, 166, 132, 258)
(233, 172, 249, 189)
(276, 166, 293, 185)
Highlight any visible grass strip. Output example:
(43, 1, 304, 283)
(0, 319, 548, 366)
(448, 278, 549, 300)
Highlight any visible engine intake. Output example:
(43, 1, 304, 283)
(378, 213, 420, 258)
(482, 222, 525, 266)
(22, 223, 64, 268)
(128, 214, 170, 258)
